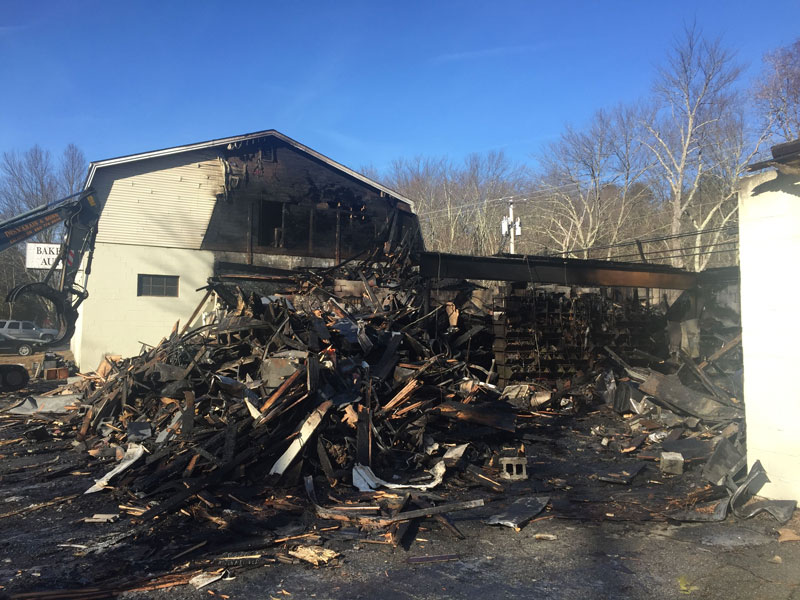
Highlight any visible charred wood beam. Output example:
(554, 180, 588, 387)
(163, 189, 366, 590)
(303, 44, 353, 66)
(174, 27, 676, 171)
(435, 401, 516, 432)
(417, 252, 700, 290)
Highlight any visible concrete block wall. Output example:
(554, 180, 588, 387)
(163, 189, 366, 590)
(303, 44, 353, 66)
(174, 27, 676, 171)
(72, 243, 214, 371)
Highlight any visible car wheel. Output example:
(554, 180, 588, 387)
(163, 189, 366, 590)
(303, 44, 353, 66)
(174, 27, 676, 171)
(18, 344, 33, 356)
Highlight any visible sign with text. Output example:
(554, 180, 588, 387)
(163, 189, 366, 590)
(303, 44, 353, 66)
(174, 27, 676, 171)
(25, 243, 62, 270)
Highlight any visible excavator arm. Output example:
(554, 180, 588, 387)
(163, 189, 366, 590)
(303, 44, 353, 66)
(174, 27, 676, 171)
(1, 188, 104, 349)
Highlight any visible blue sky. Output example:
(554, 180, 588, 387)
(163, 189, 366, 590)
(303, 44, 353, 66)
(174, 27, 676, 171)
(1, 1, 798, 174)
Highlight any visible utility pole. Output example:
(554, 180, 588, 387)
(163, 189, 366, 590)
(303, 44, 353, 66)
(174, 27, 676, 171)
(509, 198, 516, 254)
(501, 198, 521, 254)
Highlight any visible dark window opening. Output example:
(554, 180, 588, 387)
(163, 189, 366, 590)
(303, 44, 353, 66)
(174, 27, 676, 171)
(261, 145, 275, 163)
(254, 199, 379, 258)
(138, 274, 179, 297)
(259, 200, 284, 247)
(283, 205, 311, 252)
(340, 212, 375, 258)
(313, 206, 338, 254)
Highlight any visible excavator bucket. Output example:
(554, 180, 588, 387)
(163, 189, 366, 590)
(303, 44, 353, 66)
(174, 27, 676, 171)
(6, 282, 78, 348)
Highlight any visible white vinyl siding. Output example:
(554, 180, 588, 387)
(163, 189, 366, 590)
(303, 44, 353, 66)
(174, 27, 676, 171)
(93, 150, 224, 249)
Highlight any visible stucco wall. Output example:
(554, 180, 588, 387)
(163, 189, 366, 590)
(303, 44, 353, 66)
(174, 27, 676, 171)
(738, 169, 800, 501)
(72, 243, 213, 370)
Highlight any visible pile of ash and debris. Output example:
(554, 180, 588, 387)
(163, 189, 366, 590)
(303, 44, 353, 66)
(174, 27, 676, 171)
(0, 245, 794, 598)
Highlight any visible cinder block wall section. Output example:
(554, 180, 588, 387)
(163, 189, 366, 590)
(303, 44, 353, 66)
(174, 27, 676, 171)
(738, 169, 800, 501)
(72, 243, 213, 371)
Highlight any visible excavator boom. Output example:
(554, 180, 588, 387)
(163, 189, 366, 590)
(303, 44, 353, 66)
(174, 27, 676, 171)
(0, 188, 103, 391)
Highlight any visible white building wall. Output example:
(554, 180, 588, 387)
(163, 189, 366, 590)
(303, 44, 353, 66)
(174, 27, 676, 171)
(72, 243, 214, 370)
(738, 169, 800, 501)
(72, 150, 223, 370)
(93, 150, 223, 249)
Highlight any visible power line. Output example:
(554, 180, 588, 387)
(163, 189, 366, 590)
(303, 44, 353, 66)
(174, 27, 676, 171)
(606, 239, 738, 261)
(637, 246, 739, 262)
(544, 224, 738, 257)
(406, 137, 753, 261)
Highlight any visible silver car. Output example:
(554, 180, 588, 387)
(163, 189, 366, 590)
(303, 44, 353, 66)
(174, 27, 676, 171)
(0, 320, 59, 342)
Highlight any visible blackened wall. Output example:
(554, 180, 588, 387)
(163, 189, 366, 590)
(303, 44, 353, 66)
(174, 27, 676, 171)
(201, 136, 420, 261)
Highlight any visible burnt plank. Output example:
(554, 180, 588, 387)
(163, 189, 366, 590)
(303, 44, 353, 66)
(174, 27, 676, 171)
(435, 401, 516, 433)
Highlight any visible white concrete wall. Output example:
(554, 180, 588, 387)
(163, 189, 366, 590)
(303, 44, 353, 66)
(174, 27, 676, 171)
(72, 243, 213, 371)
(738, 169, 800, 500)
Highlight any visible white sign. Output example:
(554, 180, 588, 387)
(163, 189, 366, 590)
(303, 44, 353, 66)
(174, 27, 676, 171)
(25, 243, 62, 270)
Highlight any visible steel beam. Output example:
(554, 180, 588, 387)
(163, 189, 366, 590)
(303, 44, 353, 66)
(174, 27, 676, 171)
(417, 252, 700, 290)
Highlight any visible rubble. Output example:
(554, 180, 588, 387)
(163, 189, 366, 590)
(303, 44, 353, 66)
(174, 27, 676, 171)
(0, 244, 794, 597)
(487, 495, 549, 529)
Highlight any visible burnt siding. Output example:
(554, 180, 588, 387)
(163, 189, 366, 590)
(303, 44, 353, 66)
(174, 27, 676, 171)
(200, 139, 410, 259)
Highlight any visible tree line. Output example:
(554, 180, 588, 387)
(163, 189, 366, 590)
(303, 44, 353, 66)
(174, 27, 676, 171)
(378, 28, 800, 271)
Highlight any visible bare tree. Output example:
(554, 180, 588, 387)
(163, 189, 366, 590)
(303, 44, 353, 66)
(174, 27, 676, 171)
(382, 156, 452, 252)
(385, 151, 528, 256)
(754, 38, 800, 144)
(60, 143, 88, 197)
(376, 26, 757, 272)
(681, 109, 765, 271)
(533, 105, 654, 257)
(454, 151, 528, 255)
(643, 25, 755, 269)
(0, 144, 87, 319)
(0, 146, 59, 227)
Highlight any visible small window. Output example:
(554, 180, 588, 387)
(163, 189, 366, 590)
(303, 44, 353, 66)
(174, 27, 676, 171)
(8, 322, 20, 330)
(138, 274, 179, 297)
(22, 322, 33, 330)
(0, 321, 6, 328)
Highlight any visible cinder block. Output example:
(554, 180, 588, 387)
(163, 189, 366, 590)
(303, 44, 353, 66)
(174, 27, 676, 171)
(499, 456, 528, 480)
(660, 451, 684, 475)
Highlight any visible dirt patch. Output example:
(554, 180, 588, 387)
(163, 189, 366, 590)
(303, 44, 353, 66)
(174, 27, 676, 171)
(0, 350, 74, 371)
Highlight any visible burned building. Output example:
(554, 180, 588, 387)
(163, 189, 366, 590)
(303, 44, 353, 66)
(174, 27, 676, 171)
(72, 130, 420, 370)
(4, 141, 799, 598)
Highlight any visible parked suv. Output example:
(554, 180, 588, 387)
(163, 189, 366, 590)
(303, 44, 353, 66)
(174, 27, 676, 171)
(0, 320, 58, 342)
(0, 331, 40, 356)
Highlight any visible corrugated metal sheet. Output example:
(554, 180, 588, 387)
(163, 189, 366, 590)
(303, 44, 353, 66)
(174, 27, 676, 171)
(94, 150, 223, 248)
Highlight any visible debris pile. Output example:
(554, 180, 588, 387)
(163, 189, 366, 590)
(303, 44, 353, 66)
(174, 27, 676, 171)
(0, 247, 795, 597)
(72, 277, 514, 521)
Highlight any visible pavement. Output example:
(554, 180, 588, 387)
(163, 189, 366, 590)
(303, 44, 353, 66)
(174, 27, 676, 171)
(1, 386, 798, 600)
(118, 514, 800, 600)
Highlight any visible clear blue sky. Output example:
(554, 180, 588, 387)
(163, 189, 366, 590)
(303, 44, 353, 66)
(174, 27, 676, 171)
(1, 1, 798, 174)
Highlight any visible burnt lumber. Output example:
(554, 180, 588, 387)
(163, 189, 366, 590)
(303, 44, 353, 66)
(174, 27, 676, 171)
(4, 245, 510, 572)
(0, 240, 772, 596)
(435, 401, 516, 432)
